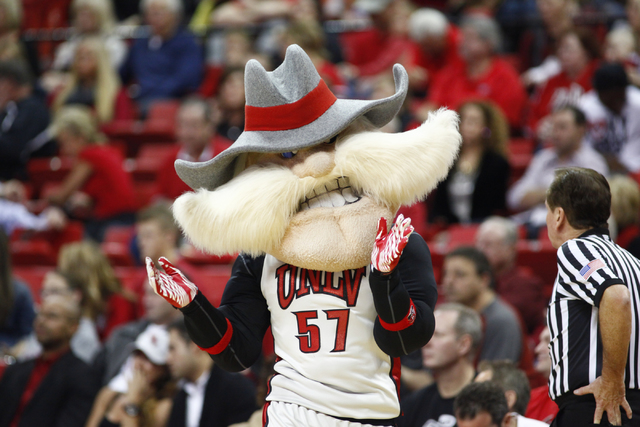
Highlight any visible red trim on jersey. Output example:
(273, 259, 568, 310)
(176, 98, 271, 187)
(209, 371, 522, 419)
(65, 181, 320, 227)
(244, 80, 337, 131)
(379, 300, 417, 331)
(262, 401, 271, 426)
(391, 356, 402, 400)
(197, 318, 233, 355)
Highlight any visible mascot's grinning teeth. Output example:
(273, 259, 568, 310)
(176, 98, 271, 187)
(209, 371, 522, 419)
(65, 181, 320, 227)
(299, 177, 361, 211)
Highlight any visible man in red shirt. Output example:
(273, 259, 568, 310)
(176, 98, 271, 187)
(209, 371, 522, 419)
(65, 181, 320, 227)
(153, 97, 232, 202)
(408, 8, 464, 95)
(525, 327, 559, 424)
(475, 216, 547, 335)
(419, 14, 527, 130)
(0, 295, 99, 427)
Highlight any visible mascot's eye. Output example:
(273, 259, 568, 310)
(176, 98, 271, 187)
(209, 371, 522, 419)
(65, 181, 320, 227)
(281, 151, 298, 159)
(325, 136, 338, 145)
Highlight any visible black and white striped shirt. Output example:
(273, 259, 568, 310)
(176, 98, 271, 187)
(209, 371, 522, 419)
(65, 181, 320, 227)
(547, 228, 640, 401)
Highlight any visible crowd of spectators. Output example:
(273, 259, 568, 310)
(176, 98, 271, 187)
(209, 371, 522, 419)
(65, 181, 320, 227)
(2, 0, 640, 425)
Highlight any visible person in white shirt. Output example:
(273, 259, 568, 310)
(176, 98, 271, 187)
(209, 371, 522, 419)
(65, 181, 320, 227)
(165, 318, 257, 427)
(508, 105, 608, 229)
(578, 62, 640, 173)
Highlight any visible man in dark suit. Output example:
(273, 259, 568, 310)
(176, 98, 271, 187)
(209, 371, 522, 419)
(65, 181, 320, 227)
(0, 294, 100, 427)
(166, 318, 257, 427)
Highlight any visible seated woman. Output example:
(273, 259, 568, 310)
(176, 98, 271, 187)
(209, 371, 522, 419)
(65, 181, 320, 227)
(46, 106, 138, 242)
(610, 174, 640, 258)
(57, 241, 136, 341)
(429, 100, 510, 224)
(51, 36, 135, 124)
(527, 29, 600, 141)
(85, 327, 174, 427)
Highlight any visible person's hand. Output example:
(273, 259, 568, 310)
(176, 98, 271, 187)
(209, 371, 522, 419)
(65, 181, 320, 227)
(371, 215, 414, 273)
(43, 207, 67, 230)
(574, 376, 633, 425)
(146, 257, 198, 308)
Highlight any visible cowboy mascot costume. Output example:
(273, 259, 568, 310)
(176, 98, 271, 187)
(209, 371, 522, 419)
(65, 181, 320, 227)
(146, 45, 461, 426)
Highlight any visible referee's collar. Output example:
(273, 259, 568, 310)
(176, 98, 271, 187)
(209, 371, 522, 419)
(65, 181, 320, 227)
(578, 226, 610, 239)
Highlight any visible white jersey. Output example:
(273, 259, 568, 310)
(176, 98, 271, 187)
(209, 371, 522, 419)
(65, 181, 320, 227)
(260, 255, 401, 420)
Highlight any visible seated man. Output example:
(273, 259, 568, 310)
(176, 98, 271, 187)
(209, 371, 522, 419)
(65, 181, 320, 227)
(525, 327, 558, 424)
(507, 106, 608, 230)
(399, 303, 482, 427)
(153, 97, 232, 202)
(475, 360, 549, 426)
(455, 381, 512, 427)
(166, 318, 257, 427)
(475, 216, 546, 335)
(119, 0, 203, 114)
(0, 295, 100, 427)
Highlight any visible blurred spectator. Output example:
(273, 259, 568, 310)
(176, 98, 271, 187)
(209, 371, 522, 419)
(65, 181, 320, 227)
(429, 101, 510, 225)
(475, 360, 549, 426)
(38, 270, 101, 363)
(52, 37, 135, 124)
(0, 180, 67, 235)
(508, 106, 608, 229)
(0, 60, 51, 181)
(46, 106, 137, 242)
(50, 0, 127, 71)
(281, 21, 346, 94)
(92, 276, 181, 386)
(421, 15, 527, 130)
(578, 63, 640, 173)
(120, 0, 203, 115)
(57, 241, 136, 341)
(475, 216, 546, 335)
(340, 0, 414, 78)
(454, 381, 512, 427)
(609, 175, 640, 258)
(215, 67, 245, 142)
(0, 229, 36, 352)
(519, 0, 577, 86)
(525, 327, 558, 424)
(0, 0, 31, 69)
(407, 8, 463, 96)
(527, 29, 601, 140)
(0, 295, 100, 427)
(603, 25, 636, 65)
(165, 318, 257, 427)
(153, 97, 231, 202)
(442, 247, 524, 365)
(399, 303, 481, 427)
(86, 326, 174, 427)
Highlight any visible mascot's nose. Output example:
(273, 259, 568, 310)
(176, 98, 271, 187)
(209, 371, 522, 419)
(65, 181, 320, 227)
(292, 150, 335, 178)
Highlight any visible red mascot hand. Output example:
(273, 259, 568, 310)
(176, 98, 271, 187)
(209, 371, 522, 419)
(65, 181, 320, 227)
(146, 257, 198, 308)
(371, 215, 414, 273)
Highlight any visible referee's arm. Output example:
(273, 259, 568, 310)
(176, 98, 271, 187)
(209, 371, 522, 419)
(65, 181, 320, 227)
(575, 284, 633, 425)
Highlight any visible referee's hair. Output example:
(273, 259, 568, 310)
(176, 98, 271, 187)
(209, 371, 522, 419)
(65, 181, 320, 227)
(454, 381, 508, 426)
(546, 167, 611, 230)
(446, 246, 496, 289)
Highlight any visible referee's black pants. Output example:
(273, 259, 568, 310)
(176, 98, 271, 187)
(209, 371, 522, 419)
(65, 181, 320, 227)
(552, 390, 640, 427)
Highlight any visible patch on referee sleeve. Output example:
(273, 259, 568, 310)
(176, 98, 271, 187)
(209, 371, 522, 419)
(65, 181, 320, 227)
(580, 259, 605, 280)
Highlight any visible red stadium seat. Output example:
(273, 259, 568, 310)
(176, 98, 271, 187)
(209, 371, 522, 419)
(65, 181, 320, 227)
(196, 265, 232, 307)
(27, 157, 73, 198)
(10, 240, 56, 266)
(516, 239, 557, 296)
(182, 247, 236, 265)
(131, 143, 178, 182)
(14, 266, 54, 304)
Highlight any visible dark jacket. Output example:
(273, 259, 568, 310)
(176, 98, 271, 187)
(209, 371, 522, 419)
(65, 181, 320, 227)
(429, 150, 510, 224)
(0, 350, 100, 427)
(167, 364, 257, 427)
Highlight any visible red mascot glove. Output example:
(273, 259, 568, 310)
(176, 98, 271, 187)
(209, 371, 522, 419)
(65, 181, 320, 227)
(146, 257, 198, 308)
(371, 214, 414, 273)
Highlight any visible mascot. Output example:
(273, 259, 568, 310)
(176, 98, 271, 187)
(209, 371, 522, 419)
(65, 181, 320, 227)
(146, 44, 461, 426)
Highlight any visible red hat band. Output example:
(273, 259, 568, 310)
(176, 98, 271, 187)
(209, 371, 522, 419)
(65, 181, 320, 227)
(244, 79, 338, 132)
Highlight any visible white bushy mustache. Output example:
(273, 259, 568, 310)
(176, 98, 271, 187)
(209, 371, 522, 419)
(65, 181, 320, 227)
(172, 108, 461, 257)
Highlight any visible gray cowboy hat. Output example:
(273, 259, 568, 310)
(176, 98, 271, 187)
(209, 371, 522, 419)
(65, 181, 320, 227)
(175, 44, 408, 191)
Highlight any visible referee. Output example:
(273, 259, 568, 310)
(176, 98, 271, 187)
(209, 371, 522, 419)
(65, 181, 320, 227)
(545, 167, 637, 426)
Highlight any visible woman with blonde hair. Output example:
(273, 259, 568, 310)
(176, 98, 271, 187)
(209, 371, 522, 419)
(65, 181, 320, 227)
(52, 37, 134, 123)
(51, 0, 127, 71)
(609, 175, 640, 258)
(429, 100, 511, 224)
(58, 240, 136, 341)
(46, 106, 137, 242)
